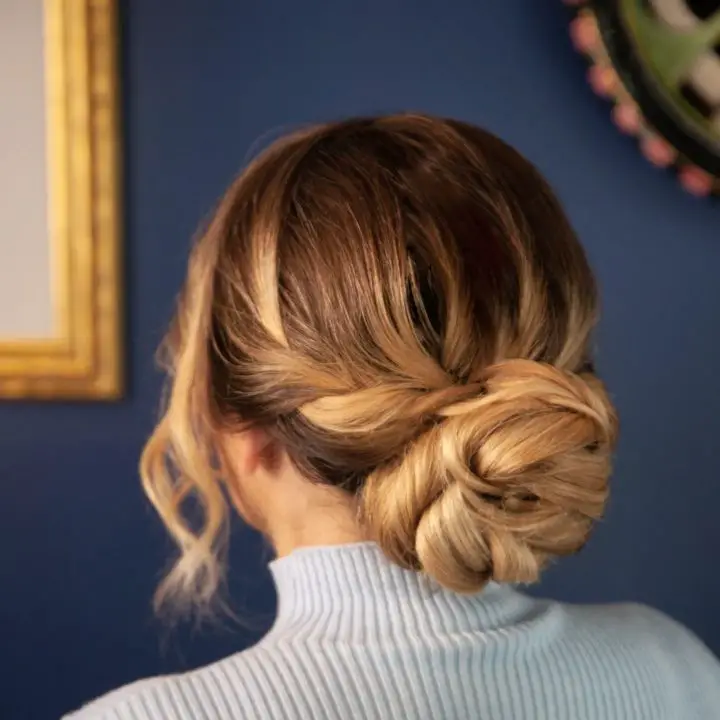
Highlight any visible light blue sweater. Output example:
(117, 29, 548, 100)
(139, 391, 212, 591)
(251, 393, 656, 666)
(66, 543, 720, 719)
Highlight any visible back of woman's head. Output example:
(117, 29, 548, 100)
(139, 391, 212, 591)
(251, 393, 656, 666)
(143, 114, 617, 613)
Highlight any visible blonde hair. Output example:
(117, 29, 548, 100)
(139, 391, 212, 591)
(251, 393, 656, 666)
(141, 114, 618, 614)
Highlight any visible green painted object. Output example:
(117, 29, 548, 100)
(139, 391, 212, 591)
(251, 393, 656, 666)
(621, 0, 720, 151)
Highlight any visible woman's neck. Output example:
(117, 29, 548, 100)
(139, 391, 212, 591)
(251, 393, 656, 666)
(265, 482, 367, 558)
(267, 543, 534, 641)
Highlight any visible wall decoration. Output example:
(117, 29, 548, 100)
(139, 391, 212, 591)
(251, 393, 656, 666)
(565, 0, 720, 196)
(0, 0, 122, 399)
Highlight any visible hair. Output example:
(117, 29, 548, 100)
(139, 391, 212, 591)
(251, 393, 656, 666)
(141, 113, 618, 614)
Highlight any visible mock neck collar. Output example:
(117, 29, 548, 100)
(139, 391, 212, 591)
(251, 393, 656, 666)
(268, 542, 539, 641)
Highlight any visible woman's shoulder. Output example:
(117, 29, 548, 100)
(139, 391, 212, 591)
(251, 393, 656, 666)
(554, 599, 720, 701)
(62, 644, 272, 720)
(63, 599, 720, 720)
(560, 597, 711, 647)
(63, 675, 178, 720)
(552, 597, 712, 658)
(64, 632, 319, 720)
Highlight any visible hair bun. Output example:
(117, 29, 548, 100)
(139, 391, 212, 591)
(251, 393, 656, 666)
(361, 359, 618, 593)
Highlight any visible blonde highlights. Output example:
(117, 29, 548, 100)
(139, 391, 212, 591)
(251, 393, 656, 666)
(141, 114, 617, 614)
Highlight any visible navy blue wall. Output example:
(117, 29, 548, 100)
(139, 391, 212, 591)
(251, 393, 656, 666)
(2, 2, 720, 718)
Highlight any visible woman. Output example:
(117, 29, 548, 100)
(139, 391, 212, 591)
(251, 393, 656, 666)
(68, 114, 720, 719)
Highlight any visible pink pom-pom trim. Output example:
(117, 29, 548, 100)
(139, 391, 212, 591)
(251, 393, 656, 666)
(640, 136, 678, 168)
(587, 65, 617, 98)
(612, 103, 642, 135)
(679, 167, 714, 197)
(569, 15, 599, 53)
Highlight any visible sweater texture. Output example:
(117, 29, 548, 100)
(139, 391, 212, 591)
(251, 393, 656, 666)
(66, 542, 720, 719)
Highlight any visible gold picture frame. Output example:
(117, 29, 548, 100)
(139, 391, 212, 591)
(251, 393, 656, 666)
(0, 0, 122, 400)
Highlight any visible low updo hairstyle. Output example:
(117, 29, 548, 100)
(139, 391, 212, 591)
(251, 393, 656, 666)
(141, 114, 618, 614)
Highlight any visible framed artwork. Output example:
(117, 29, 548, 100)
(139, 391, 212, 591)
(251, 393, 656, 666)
(566, 0, 720, 197)
(0, 0, 122, 400)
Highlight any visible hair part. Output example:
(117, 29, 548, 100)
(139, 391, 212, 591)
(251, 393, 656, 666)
(141, 114, 617, 616)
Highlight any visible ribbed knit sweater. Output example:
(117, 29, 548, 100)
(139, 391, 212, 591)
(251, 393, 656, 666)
(66, 542, 720, 719)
